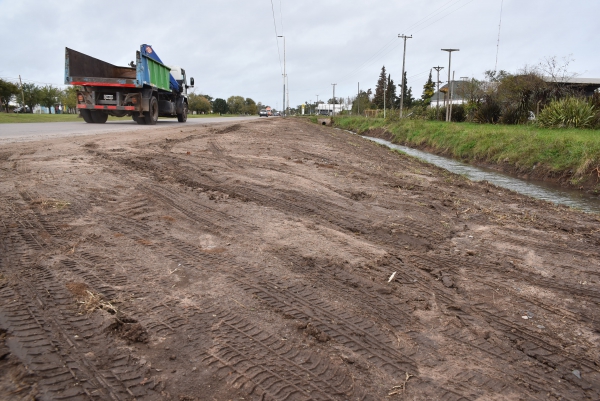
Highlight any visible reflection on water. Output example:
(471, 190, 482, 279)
(361, 135, 600, 214)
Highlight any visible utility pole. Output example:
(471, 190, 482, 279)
(19, 75, 25, 112)
(441, 49, 459, 122)
(449, 71, 456, 121)
(433, 66, 444, 120)
(357, 82, 360, 115)
(383, 76, 386, 119)
(316, 95, 319, 115)
(278, 36, 286, 117)
(398, 34, 412, 118)
(331, 84, 336, 116)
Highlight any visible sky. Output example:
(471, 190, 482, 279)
(1, 0, 599, 110)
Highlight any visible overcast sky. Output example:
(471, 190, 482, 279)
(1, 0, 599, 109)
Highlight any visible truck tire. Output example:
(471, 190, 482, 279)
(177, 103, 188, 123)
(144, 96, 158, 125)
(90, 111, 108, 124)
(80, 109, 94, 123)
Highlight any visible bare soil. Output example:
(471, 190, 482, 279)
(1, 118, 599, 400)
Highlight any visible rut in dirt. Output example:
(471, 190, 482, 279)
(0, 118, 599, 400)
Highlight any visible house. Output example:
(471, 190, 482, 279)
(430, 81, 470, 108)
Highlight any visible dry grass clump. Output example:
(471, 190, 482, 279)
(32, 198, 71, 210)
(65, 282, 117, 315)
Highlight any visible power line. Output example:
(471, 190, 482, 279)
(270, 0, 283, 75)
(337, 0, 477, 84)
(495, 0, 504, 72)
(279, 0, 285, 35)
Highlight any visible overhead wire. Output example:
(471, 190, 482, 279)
(337, 0, 477, 85)
(270, 0, 283, 75)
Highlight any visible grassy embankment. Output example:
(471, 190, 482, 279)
(329, 116, 600, 190)
(0, 113, 238, 124)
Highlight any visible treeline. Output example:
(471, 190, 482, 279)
(353, 60, 600, 129)
(0, 78, 79, 113)
(188, 93, 266, 115)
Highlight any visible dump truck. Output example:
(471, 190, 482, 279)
(64, 44, 194, 124)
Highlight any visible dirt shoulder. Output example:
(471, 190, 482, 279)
(1, 118, 599, 400)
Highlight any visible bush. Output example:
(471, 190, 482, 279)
(450, 104, 466, 122)
(536, 97, 596, 129)
(473, 95, 501, 124)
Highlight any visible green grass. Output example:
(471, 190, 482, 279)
(187, 113, 240, 118)
(0, 112, 242, 123)
(0, 113, 82, 123)
(333, 116, 600, 180)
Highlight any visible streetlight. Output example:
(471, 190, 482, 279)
(278, 35, 286, 117)
(441, 49, 459, 122)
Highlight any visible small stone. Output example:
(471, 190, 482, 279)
(521, 316, 529, 320)
(572, 370, 581, 379)
(169, 355, 176, 360)
(537, 325, 545, 329)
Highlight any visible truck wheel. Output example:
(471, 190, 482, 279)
(80, 109, 94, 123)
(177, 104, 188, 123)
(90, 111, 108, 124)
(144, 96, 158, 125)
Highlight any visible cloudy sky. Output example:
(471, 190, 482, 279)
(1, 0, 598, 109)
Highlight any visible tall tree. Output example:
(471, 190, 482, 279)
(385, 75, 397, 109)
(227, 96, 245, 114)
(19, 83, 41, 112)
(401, 72, 414, 108)
(188, 93, 211, 114)
(213, 98, 228, 115)
(421, 70, 435, 105)
(40, 85, 61, 113)
(372, 66, 387, 109)
(0, 78, 19, 113)
(352, 89, 372, 114)
(61, 86, 79, 113)
(244, 98, 257, 115)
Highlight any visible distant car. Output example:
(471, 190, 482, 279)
(259, 109, 269, 117)
(273, 112, 281, 116)
(13, 106, 31, 113)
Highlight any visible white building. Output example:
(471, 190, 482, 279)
(316, 103, 348, 115)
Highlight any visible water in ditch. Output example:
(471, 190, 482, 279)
(358, 134, 600, 214)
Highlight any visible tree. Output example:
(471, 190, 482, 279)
(400, 71, 414, 108)
(227, 96, 245, 114)
(40, 85, 61, 113)
(61, 86, 79, 114)
(19, 83, 41, 112)
(385, 75, 397, 109)
(372, 66, 387, 109)
(351, 89, 372, 114)
(421, 70, 435, 105)
(188, 93, 211, 114)
(244, 98, 257, 115)
(213, 98, 228, 115)
(0, 78, 19, 113)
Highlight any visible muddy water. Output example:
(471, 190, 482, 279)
(360, 135, 600, 214)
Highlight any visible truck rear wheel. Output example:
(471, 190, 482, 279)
(177, 104, 188, 123)
(80, 109, 94, 123)
(144, 97, 158, 125)
(90, 111, 108, 124)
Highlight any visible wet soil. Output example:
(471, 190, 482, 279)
(1, 118, 599, 400)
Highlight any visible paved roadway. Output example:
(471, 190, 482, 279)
(0, 116, 259, 144)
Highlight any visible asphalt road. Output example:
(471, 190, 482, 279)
(0, 116, 260, 143)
